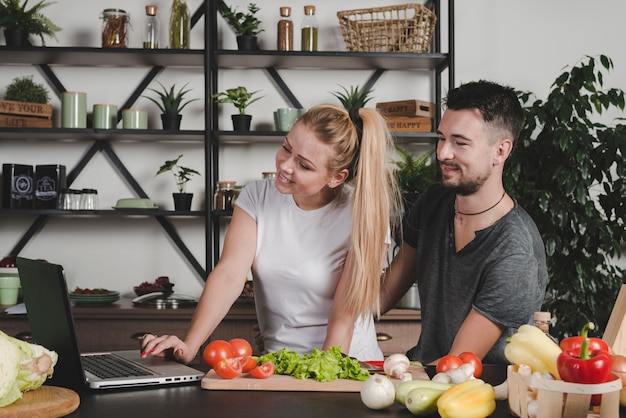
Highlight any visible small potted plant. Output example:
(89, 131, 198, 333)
(156, 154, 201, 211)
(221, 2, 263, 50)
(5, 75, 50, 103)
(392, 147, 438, 243)
(3, 75, 53, 127)
(212, 86, 264, 131)
(0, 0, 61, 46)
(143, 81, 198, 130)
(330, 84, 374, 112)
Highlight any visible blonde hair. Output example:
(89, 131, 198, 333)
(299, 104, 402, 318)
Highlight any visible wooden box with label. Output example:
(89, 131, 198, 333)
(0, 99, 53, 128)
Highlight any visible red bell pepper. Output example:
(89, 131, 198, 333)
(559, 322, 610, 353)
(556, 322, 612, 406)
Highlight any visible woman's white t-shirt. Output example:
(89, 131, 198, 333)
(235, 179, 383, 360)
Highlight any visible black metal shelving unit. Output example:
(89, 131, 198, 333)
(207, 0, 455, 266)
(1, 0, 455, 277)
(0, 2, 211, 281)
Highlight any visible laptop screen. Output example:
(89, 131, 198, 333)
(16, 257, 87, 391)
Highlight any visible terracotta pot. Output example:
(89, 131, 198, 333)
(172, 193, 193, 211)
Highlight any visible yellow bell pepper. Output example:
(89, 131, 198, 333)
(436, 378, 496, 418)
(504, 324, 562, 379)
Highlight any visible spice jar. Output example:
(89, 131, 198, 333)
(214, 181, 236, 211)
(277, 7, 293, 51)
(143, 5, 160, 49)
(101, 8, 130, 48)
(169, 0, 190, 49)
(301, 5, 318, 52)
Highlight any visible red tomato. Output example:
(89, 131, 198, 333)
(436, 354, 463, 374)
(214, 358, 242, 379)
(249, 361, 274, 379)
(459, 351, 483, 378)
(229, 338, 253, 358)
(239, 356, 258, 373)
(203, 340, 234, 367)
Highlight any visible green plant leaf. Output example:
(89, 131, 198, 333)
(505, 55, 625, 339)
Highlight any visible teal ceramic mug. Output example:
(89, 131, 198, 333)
(276, 108, 299, 131)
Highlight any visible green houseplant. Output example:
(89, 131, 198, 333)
(156, 154, 201, 211)
(330, 84, 374, 112)
(212, 86, 263, 131)
(0, 0, 61, 46)
(220, 2, 263, 50)
(4, 75, 50, 103)
(143, 81, 198, 130)
(504, 55, 626, 339)
(392, 146, 438, 243)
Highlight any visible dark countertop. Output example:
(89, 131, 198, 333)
(65, 365, 504, 418)
(60, 365, 626, 418)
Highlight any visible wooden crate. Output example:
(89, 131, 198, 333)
(384, 115, 432, 133)
(376, 99, 435, 118)
(507, 365, 622, 418)
(603, 284, 626, 355)
(0, 99, 53, 128)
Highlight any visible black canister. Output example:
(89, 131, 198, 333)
(35, 164, 67, 209)
(2, 164, 34, 209)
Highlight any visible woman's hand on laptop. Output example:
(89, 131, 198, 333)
(141, 334, 193, 364)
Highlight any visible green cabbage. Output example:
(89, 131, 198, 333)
(0, 330, 58, 408)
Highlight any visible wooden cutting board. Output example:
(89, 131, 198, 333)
(0, 386, 80, 418)
(201, 366, 429, 392)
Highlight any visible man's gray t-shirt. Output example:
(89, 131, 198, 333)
(403, 184, 548, 364)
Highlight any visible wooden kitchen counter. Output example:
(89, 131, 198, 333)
(0, 299, 421, 356)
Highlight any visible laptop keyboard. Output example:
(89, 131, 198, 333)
(81, 354, 153, 379)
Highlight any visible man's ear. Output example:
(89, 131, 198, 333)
(494, 138, 513, 166)
(328, 169, 349, 189)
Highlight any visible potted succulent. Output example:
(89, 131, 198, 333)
(220, 2, 263, 51)
(330, 84, 374, 112)
(0, 0, 61, 46)
(143, 81, 198, 130)
(212, 86, 264, 131)
(156, 154, 201, 211)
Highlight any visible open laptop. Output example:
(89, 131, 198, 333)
(16, 257, 205, 390)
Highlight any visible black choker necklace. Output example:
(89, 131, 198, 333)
(455, 191, 506, 216)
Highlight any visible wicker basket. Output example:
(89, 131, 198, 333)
(337, 3, 436, 53)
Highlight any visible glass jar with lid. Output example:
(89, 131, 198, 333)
(79, 188, 99, 210)
(101, 8, 130, 48)
(214, 181, 237, 211)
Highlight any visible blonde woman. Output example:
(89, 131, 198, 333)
(142, 104, 401, 361)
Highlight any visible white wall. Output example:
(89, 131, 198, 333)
(1, 0, 624, 298)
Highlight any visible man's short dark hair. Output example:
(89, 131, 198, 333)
(444, 80, 524, 143)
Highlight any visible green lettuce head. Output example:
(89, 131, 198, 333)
(0, 330, 58, 407)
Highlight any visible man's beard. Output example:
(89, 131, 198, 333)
(440, 163, 490, 196)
